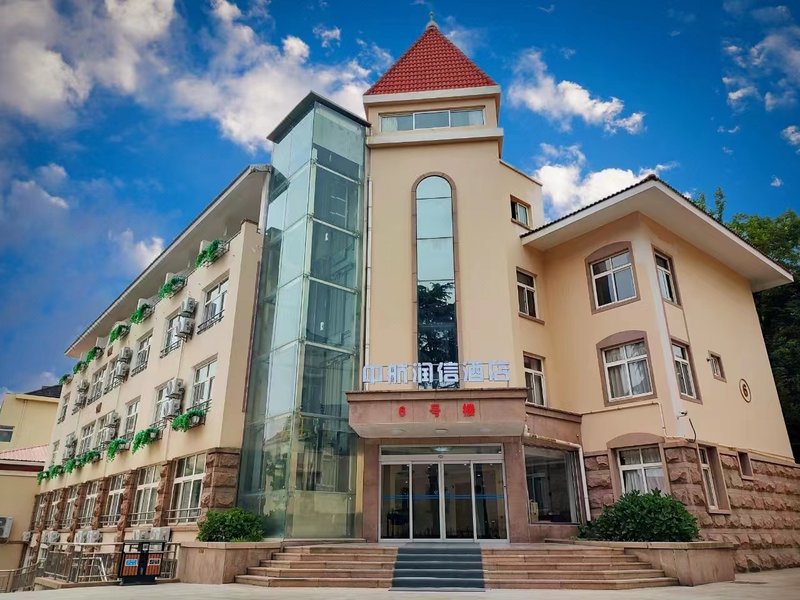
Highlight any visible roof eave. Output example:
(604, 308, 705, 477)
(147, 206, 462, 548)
(268, 91, 370, 143)
(363, 85, 501, 106)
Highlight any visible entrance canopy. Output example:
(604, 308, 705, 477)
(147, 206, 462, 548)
(346, 388, 527, 438)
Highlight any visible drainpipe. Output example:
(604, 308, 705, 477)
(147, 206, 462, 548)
(255, 165, 272, 233)
(362, 176, 374, 390)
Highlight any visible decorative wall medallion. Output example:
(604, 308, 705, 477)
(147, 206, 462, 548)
(739, 379, 752, 403)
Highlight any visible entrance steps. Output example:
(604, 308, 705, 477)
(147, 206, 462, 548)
(234, 543, 679, 589)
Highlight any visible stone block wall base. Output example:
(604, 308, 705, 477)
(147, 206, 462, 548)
(178, 542, 281, 584)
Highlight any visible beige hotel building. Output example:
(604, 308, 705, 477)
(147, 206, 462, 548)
(28, 22, 800, 574)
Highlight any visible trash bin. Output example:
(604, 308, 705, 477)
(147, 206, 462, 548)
(118, 540, 165, 585)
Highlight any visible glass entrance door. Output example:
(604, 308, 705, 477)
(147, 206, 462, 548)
(442, 463, 474, 539)
(411, 463, 440, 539)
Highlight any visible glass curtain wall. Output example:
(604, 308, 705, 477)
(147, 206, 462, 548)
(238, 102, 365, 538)
(415, 176, 458, 387)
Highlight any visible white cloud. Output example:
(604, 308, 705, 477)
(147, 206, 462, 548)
(722, 146, 734, 155)
(109, 228, 164, 272)
(5, 178, 68, 212)
(509, 51, 645, 134)
(533, 144, 674, 217)
(782, 124, 800, 151)
(538, 4, 555, 14)
(717, 124, 741, 133)
(313, 25, 341, 49)
(723, 76, 761, 107)
(442, 17, 484, 57)
(752, 5, 792, 24)
(770, 175, 784, 187)
(669, 30, 681, 37)
(356, 39, 393, 72)
(36, 163, 68, 188)
(560, 47, 576, 59)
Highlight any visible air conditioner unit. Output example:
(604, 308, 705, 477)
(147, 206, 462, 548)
(180, 297, 197, 317)
(114, 361, 130, 379)
(176, 317, 194, 339)
(149, 527, 171, 542)
(77, 380, 89, 393)
(165, 378, 185, 399)
(102, 427, 116, 444)
(0, 517, 12, 541)
(76, 394, 87, 407)
(21, 530, 32, 543)
(44, 531, 61, 544)
(132, 529, 150, 541)
(119, 347, 133, 363)
(160, 398, 182, 420)
(74, 529, 87, 544)
(86, 530, 102, 543)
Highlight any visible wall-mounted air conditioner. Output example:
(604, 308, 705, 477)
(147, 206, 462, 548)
(119, 347, 133, 363)
(86, 530, 102, 543)
(132, 529, 150, 541)
(180, 298, 197, 317)
(44, 531, 61, 544)
(149, 527, 171, 542)
(114, 361, 130, 379)
(21, 530, 32, 543)
(176, 317, 194, 339)
(160, 399, 182, 420)
(77, 380, 89, 393)
(165, 378, 185, 399)
(0, 517, 12, 541)
(74, 529, 87, 544)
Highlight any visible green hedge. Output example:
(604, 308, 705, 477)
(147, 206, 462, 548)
(130, 304, 152, 325)
(109, 324, 130, 344)
(579, 490, 699, 542)
(197, 508, 267, 542)
(158, 276, 186, 299)
(195, 239, 223, 268)
(132, 427, 160, 453)
(171, 407, 207, 432)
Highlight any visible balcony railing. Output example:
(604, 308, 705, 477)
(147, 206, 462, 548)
(166, 506, 201, 524)
(130, 360, 148, 377)
(197, 310, 224, 334)
(159, 340, 181, 358)
(129, 510, 155, 526)
(99, 513, 121, 528)
(76, 515, 93, 528)
(87, 391, 102, 406)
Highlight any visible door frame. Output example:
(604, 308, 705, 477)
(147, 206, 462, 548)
(378, 445, 509, 542)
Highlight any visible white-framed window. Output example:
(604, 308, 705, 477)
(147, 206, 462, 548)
(163, 314, 181, 351)
(709, 353, 725, 380)
(0, 425, 12, 443)
(524, 355, 546, 406)
(591, 250, 636, 308)
(738, 451, 754, 478)
(169, 453, 206, 524)
(603, 341, 652, 400)
(51, 441, 60, 465)
(131, 466, 159, 525)
(124, 399, 139, 436)
(94, 414, 109, 448)
(34, 495, 48, 526)
(90, 367, 106, 400)
(655, 253, 677, 303)
(61, 487, 79, 528)
(45, 490, 62, 527)
(380, 108, 484, 132)
(672, 343, 696, 398)
(58, 395, 69, 422)
(153, 386, 169, 422)
(101, 474, 125, 527)
(618, 446, 666, 494)
(516, 270, 538, 318)
(192, 360, 216, 406)
(79, 481, 100, 527)
(203, 279, 228, 322)
(78, 422, 95, 454)
(699, 447, 719, 509)
(135, 335, 151, 368)
(511, 198, 530, 227)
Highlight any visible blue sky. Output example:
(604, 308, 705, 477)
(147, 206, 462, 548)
(0, 0, 798, 395)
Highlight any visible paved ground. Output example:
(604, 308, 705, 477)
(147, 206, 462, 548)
(10, 569, 800, 599)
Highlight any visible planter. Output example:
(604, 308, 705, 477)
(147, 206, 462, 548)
(549, 539, 735, 586)
(178, 542, 281, 584)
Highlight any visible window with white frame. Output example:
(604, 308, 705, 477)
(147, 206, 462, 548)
(34, 495, 48, 526)
(709, 353, 725, 380)
(78, 422, 95, 454)
(0, 425, 12, 443)
(169, 453, 206, 523)
(524, 355, 546, 406)
(90, 367, 106, 400)
(516, 270, 538, 318)
(510, 198, 530, 227)
(191, 360, 216, 406)
(51, 441, 59, 465)
(94, 414, 109, 448)
(618, 446, 666, 493)
(203, 279, 228, 322)
(699, 447, 719, 509)
(45, 490, 62, 527)
(655, 253, 678, 303)
(153, 386, 169, 422)
(61, 487, 78, 528)
(78, 481, 100, 527)
(124, 399, 139, 437)
(591, 250, 636, 308)
(101, 475, 125, 527)
(131, 466, 159, 525)
(603, 341, 653, 400)
(163, 314, 181, 351)
(135, 335, 151, 368)
(672, 343, 696, 398)
(381, 108, 484, 132)
(58, 395, 69, 422)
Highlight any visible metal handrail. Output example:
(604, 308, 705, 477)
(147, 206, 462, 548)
(196, 310, 224, 334)
(159, 340, 181, 358)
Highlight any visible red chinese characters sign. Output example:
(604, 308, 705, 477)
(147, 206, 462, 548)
(398, 406, 406, 417)
(462, 402, 475, 417)
(429, 403, 441, 418)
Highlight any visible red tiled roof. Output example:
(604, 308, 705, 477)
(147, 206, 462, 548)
(0, 444, 48, 463)
(365, 25, 497, 96)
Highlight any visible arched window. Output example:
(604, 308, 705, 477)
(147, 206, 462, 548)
(415, 175, 458, 387)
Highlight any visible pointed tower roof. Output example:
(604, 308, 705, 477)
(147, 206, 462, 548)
(365, 23, 497, 96)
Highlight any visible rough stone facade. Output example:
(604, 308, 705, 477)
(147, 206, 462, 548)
(201, 448, 241, 517)
(584, 442, 800, 572)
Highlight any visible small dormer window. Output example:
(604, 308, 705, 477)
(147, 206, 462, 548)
(381, 108, 484, 132)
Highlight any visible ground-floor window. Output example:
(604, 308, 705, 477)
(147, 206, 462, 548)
(101, 475, 125, 527)
(169, 453, 206, 524)
(617, 446, 666, 494)
(131, 466, 159, 525)
(78, 481, 100, 528)
(524, 446, 581, 523)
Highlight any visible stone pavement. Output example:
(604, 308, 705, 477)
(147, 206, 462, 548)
(10, 569, 800, 599)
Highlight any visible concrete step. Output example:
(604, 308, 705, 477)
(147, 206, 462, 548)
(482, 553, 641, 562)
(483, 569, 667, 581)
(283, 546, 397, 555)
(391, 576, 484, 589)
(486, 577, 678, 590)
(248, 567, 394, 578)
(482, 560, 657, 571)
(235, 575, 392, 588)
(269, 552, 398, 562)
(260, 559, 397, 568)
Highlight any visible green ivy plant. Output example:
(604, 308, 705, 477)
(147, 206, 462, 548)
(72, 361, 87, 375)
(58, 374, 72, 385)
(171, 407, 207, 432)
(194, 239, 223, 268)
(108, 324, 130, 344)
(63, 458, 77, 474)
(37, 471, 49, 484)
(130, 304, 152, 325)
(158, 275, 186, 299)
(86, 346, 102, 362)
(132, 427, 160, 453)
(49, 464, 64, 478)
(106, 438, 130, 461)
(75, 449, 101, 468)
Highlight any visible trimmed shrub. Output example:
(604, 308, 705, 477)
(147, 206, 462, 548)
(197, 508, 267, 542)
(579, 490, 699, 542)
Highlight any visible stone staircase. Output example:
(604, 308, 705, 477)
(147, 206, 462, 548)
(234, 543, 678, 589)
